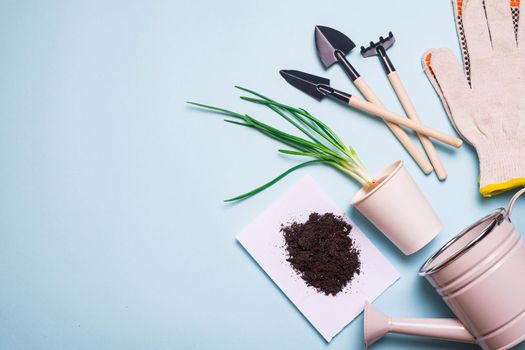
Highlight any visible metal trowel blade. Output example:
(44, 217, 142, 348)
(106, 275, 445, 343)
(279, 70, 330, 101)
(315, 25, 356, 68)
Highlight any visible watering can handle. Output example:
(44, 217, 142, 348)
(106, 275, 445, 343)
(507, 188, 525, 219)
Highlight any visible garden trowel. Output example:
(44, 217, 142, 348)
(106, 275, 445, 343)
(279, 70, 462, 148)
(361, 33, 447, 180)
(314, 25, 432, 174)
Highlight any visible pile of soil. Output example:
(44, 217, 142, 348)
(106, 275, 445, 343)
(281, 212, 361, 296)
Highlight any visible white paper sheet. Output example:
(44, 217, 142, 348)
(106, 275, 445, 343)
(237, 175, 400, 342)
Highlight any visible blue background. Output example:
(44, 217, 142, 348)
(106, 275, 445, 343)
(1, 0, 524, 349)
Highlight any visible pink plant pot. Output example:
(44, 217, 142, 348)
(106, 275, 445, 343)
(351, 160, 442, 255)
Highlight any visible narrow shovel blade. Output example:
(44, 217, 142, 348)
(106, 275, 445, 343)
(280, 70, 330, 101)
(315, 25, 356, 68)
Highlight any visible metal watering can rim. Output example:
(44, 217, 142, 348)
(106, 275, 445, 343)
(366, 189, 525, 348)
(419, 208, 506, 276)
(420, 188, 525, 276)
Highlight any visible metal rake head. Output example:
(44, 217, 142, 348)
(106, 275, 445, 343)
(360, 32, 396, 58)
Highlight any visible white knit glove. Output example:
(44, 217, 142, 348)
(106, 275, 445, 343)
(423, 0, 525, 196)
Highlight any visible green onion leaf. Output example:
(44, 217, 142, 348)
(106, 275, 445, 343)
(224, 160, 326, 202)
(188, 88, 373, 201)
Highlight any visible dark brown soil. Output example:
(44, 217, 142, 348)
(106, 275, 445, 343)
(281, 212, 361, 296)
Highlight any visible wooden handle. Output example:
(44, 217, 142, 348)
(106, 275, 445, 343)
(388, 71, 448, 180)
(353, 77, 433, 174)
(348, 97, 463, 148)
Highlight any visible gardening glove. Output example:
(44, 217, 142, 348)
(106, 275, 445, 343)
(423, 0, 525, 197)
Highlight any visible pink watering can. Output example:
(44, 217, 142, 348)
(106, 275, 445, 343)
(365, 188, 525, 350)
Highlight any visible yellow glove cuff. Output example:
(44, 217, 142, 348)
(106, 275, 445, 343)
(480, 178, 525, 197)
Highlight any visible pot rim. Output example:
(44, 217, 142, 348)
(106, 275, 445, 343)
(351, 160, 403, 206)
(419, 208, 506, 276)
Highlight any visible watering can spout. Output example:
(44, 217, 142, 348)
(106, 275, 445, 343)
(364, 302, 391, 346)
(364, 302, 476, 346)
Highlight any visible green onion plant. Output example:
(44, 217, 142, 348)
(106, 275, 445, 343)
(188, 87, 374, 202)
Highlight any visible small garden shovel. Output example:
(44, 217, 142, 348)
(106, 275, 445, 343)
(280, 70, 462, 148)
